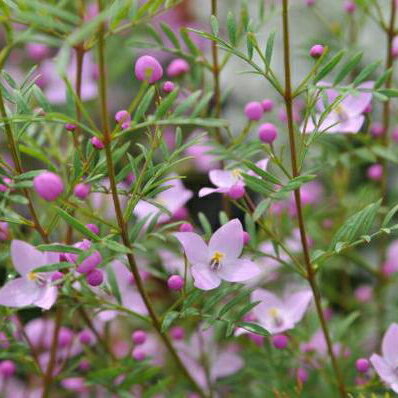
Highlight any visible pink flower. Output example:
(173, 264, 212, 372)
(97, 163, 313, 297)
(248, 288, 312, 334)
(302, 81, 373, 134)
(134, 176, 192, 223)
(185, 133, 220, 172)
(0, 240, 59, 309)
(174, 219, 260, 290)
(370, 323, 398, 393)
(198, 158, 269, 198)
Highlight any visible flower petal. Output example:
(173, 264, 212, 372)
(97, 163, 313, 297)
(34, 286, 58, 310)
(209, 170, 238, 188)
(191, 266, 221, 290)
(251, 288, 283, 322)
(211, 351, 243, 380)
(173, 232, 208, 266)
(208, 219, 243, 262)
(11, 240, 46, 275)
(341, 81, 373, 117)
(218, 259, 261, 283)
(382, 323, 398, 364)
(370, 353, 398, 385)
(198, 187, 228, 198)
(0, 278, 39, 308)
(285, 290, 313, 324)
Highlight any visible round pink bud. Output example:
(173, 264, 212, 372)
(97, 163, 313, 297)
(173, 207, 189, 220)
(344, 0, 356, 13)
(261, 99, 274, 112)
(392, 127, 398, 142)
(79, 359, 90, 372)
(135, 55, 163, 84)
(370, 122, 385, 137)
(51, 271, 63, 283)
(58, 328, 74, 348)
(167, 275, 184, 291)
(79, 329, 94, 345)
(179, 223, 194, 232)
(296, 367, 309, 383)
(272, 334, 289, 350)
(310, 44, 325, 58)
(0, 360, 16, 378)
(244, 101, 263, 121)
(162, 81, 175, 93)
(65, 123, 77, 132)
(242, 231, 250, 245)
(0, 222, 9, 241)
(228, 184, 245, 200)
(355, 358, 370, 373)
(132, 348, 146, 361)
(115, 110, 130, 124)
(86, 269, 104, 286)
(77, 251, 102, 274)
(167, 58, 190, 77)
(0, 178, 11, 193)
(33, 172, 64, 201)
(322, 219, 333, 229)
(73, 183, 91, 200)
(354, 285, 373, 302)
(170, 326, 185, 340)
(248, 333, 264, 346)
(126, 173, 136, 185)
(367, 164, 383, 181)
(305, 0, 316, 6)
(85, 224, 99, 235)
(259, 123, 278, 143)
(132, 330, 147, 345)
(91, 136, 105, 149)
(27, 43, 49, 61)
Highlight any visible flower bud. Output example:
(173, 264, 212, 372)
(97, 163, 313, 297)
(259, 123, 278, 144)
(115, 110, 130, 124)
(344, 0, 356, 13)
(228, 184, 245, 200)
(0, 222, 9, 241)
(367, 164, 383, 181)
(86, 269, 104, 286)
(296, 367, 309, 383)
(272, 334, 289, 350)
(51, 271, 64, 283)
(132, 348, 146, 361)
(58, 328, 74, 348)
(91, 136, 105, 149)
(310, 44, 325, 58)
(355, 358, 370, 373)
(79, 329, 94, 345)
(167, 58, 190, 77)
(0, 360, 16, 378)
(170, 326, 185, 340)
(179, 223, 194, 232)
(162, 81, 175, 93)
(74, 183, 91, 200)
(27, 43, 50, 61)
(244, 101, 263, 121)
(370, 122, 385, 138)
(65, 123, 77, 132)
(135, 55, 163, 83)
(242, 231, 250, 245)
(33, 172, 64, 201)
(77, 251, 102, 274)
(261, 99, 274, 112)
(85, 224, 100, 235)
(167, 275, 184, 291)
(132, 330, 147, 345)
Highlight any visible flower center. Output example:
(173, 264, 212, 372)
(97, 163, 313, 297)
(232, 169, 242, 180)
(210, 251, 225, 271)
(268, 307, 284, 327)
(334, 105, 349, 122)
(27, 272, 46, 286)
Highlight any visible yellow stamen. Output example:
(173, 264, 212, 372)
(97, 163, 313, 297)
(210, 251, 225, 271)
(27, 272, 37, 281)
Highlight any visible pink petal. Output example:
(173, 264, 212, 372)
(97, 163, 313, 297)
(331, 115, 365, 134)
(341, 81, 373, 117)
(0, 278, 39, 307)
(191, 266, 221, 290)
(251, 289, 283, 322)
(198, 187, 228, 197)
(211, 351, 244, 380)
(370, 354, 398, 385)
(218, 259, 261, 283)
(285, 290, 313, 324)
(382, 323, 398, 364)
(11, 240, 46, 275)
(209, 170, 238, 188)
(34, 286, 58, 310)
(209, 219, 243, 262)
(122, 290, 148, 315)
(173, 232, 208, 266)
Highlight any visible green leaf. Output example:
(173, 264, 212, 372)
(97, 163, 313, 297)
(236, 321, 269, 336)
(382, 203, 398, 227)
(198, 212, 212, 239)
(36, 244, 82, 254)
(264, 31, 276, 67)
(161, 311, 179, 332)
(218, 290, 250, 318)
(353, 61, 380, 86)
(227, 12, 237, 45)
(102, 239, 132, 254)
(133, 86, 155, 122)
(333, 52, 362, 85)
(106, 266, 122, 305)
(314, 50, 345, 83)
(243, 160, 281, 185)
(160, 23, 180, 49)
(33, 262, 70, 273)
(253, 199, 271, 221)
(377, 88, 398, 98)
(242, 173, 274, 195)
(210, 15, 219, 36)
(173, 90, 202, 116)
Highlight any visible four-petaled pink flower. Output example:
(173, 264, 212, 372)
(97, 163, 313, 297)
(174, 219, 260, 290)
(370, 323, 398, 393)
(0, 240, 59, 310)
(199, 158, 269, 198)
(302, 81, 373, 134)
(246, 288, 312, 334)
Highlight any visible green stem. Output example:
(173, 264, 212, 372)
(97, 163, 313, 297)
(281, 1, 346, 396)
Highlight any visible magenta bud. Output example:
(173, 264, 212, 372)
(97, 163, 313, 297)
(344, 0, 356, 13)
(73, 183, 91, 200)
(179, 223, 194, 232)
(132, 348, 146, 361)
(77, 251, 102, 274)
(126, 173, 136, 185)
(91, 136, 105, 149)
(170, 326, 185, 340)
(296, 367, 309, 383)
(135, 55, 163, 83)
(79, 359, 90, 372)
(310, 44, 325, 58)
(33, 172, 64, 201)
(167, 58, 190, 77)
(305, 0, 316, 6)
(65, 123, 77, 132)
(261, 99, 274, 112)
(79, 329, 94, 345)
(132, 330, 147, 345)
(244, 101, 263, 121)
(242, 231, 250, 245)
(228, 184, 245, 200)
(367, 164, 383, 181)
(272, 334, 289, 350)
(259, 123, 278, 144)
(355, 358, 370, 373)
(115, 110, 130, 124)
(392, 127, 398, 142)
(121, 121, 130, 130)
(167, 275, 184, 291)
(162, 81, 175, 93)
(370, 122, 385, 138)
(0, 222, 9, 241)
(86, 269, 104, 286)
(58, 328, 74, 348)
(0, 360, 16, 378)
(85, 224, 99, 235)
(51, 271, 64, 283)
(173, 207, 189, 220)
(248, 333, 264, 346)
(27, 43, 49, 61)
